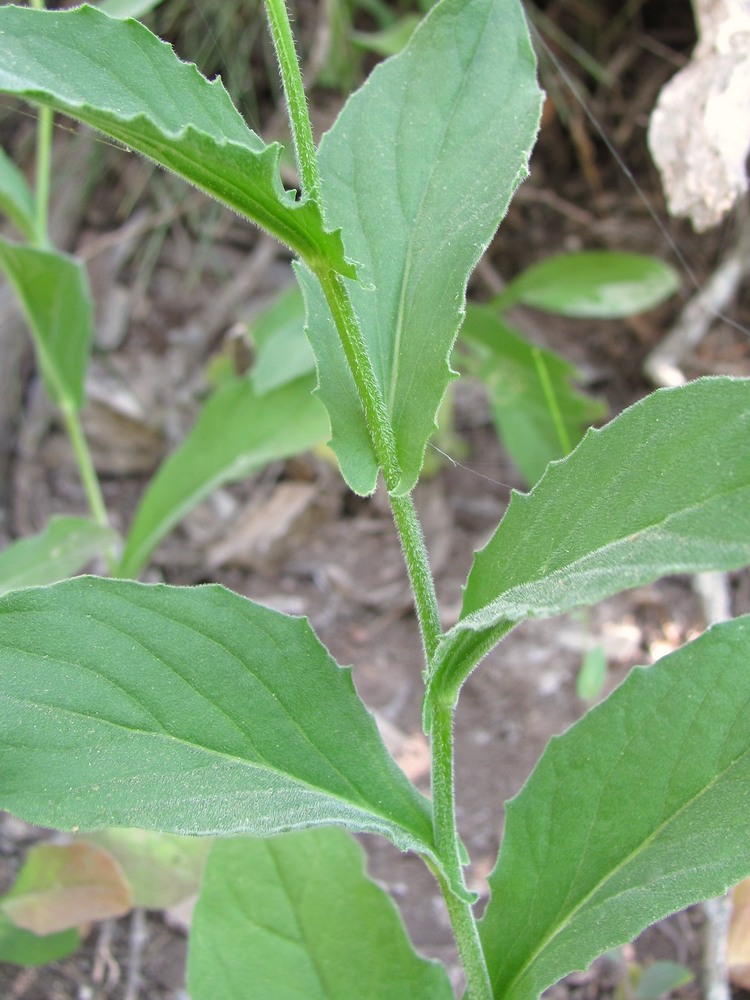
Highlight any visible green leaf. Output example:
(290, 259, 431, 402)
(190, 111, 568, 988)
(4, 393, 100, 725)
(0, 517, 118, 597)
(303, 0, 543, 495)
(0, 147, 36, 242)
(98, 0, 167, 17)
(576, 644, 607, 701)
(428, 377, 750, 708)
(0, 912, 79, 968)
(0, 843, 132, 935)
(249, 286, 315, 395)
(480, 616, 750, 999)
(460, 305, 605, 484)
(0, 577, 437, 862)
(350, 15, 422, 58)
(78, 829, 211, 909)
(495, 251, 680, 319)
(0, 239, 93, 411)
(117, 374, 329, 578)
(0, 5, 354, 277)
(634, 962, 693, 999)
(188, 829, 454, 1000)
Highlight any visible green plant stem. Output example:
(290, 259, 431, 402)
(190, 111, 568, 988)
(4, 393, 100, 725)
(316, 267, 442, 661)
(33, 106, 52, 247)
(259, 12, 474, 991)
(390, 492, 442, 661)
(60, 403, 110, 533)
(29, 0, 51, 245)
(263, 0, 321, 203)
(431, 699, 491, 1000)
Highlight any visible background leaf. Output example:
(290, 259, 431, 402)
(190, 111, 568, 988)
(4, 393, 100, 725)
(302, 0, 543, 495)
(188, 829, 454, 1000)
(0, 913, 79, 968)
(480, 616, 750, 999)
(78, 829, 211, 909)
(0, 147, 36, 242)
(0, 577, 436, 861)
(494, 251, 680, 318)
(98, 0, 167, 17)
(249, 286, 315, 395)
(117, 375, 328, 578)
(0, 516, 118, 597)
(0, 5, 353, 276)
(459, 305, 605, 484)
(1, 843, 131, 935)
(0, 239, 93, 411)
(428, 377, 750, 706)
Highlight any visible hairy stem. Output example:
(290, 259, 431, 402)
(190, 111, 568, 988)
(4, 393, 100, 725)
(390, 492, 442, 662)
(263, 0, 321, 203)
(259, 9, 480, 993)
(316, 268, 442, 661)
(431, 699, 491, 1000)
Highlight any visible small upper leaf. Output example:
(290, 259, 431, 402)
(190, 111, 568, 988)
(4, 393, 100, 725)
(0, 5, 353, 276)
(0, 240, 93, 412)
(188, 830, 454, 1000)
(0, 577, 436, 861)
(428, 377, 750, 707)
(480, 615, 750, 999)
(304, 0, 543, 494)
(494, 251, 680, 319)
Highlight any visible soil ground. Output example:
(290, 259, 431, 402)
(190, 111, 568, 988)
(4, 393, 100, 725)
(1, 0, 749, 997)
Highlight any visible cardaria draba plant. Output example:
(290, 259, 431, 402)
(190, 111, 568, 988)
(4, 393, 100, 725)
(0, 2, 749, 997)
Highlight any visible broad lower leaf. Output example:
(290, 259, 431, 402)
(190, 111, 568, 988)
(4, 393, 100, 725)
(0, 239, 93, 411)
(494, 251, 680, 318)
(0, 913, 79, 968)
(0, 147, 36, 242)
(303, 0, 542, 495)
(188, 829, 453, 1000)
(78, 829, 211, 909)
(460, 305, 605, 484)
(249, 286, 315, 395)
(1, 843, 132, 935)
(428, 377, 750, 708)
(0, 516, 118, 597)
(0, 577, 437, 862)
(480, 615, 750, 999)
(117, 375, 328, 578)
(0, 5, 354, 277)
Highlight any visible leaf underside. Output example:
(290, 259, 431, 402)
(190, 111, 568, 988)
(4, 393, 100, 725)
(428, 377, 750, 706)
(481, 615, 750, 999)
(0, 5, 353, 275)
